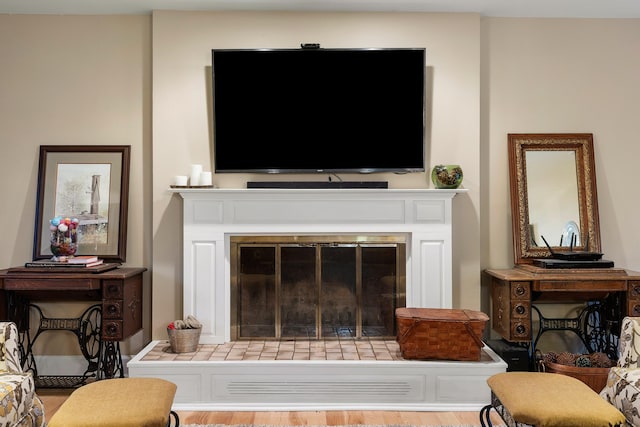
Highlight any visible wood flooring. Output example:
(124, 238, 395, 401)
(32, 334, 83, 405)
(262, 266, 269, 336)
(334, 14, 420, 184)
(38, 388, 505, 426)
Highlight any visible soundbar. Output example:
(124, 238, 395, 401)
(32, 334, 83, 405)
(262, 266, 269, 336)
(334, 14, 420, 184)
(247, 181, 389, 189)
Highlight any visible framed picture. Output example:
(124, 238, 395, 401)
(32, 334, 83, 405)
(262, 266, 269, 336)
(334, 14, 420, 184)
(33, 145, 131, 263)
(507, 133, 600, 265)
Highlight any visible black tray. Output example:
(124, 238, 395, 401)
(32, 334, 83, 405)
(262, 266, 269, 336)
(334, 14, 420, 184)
(533, 258, 614, 269)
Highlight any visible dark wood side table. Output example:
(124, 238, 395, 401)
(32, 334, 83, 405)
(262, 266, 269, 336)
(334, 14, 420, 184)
(484, 266, 640, 363)
(0, 265, 147, 388)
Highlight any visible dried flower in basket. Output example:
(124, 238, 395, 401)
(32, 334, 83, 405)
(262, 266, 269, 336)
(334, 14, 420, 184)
(589, 352, 614, 368)
(542, 351, 613, 368)
(556, 351, 578, 366)
(167, 315, 202, 330)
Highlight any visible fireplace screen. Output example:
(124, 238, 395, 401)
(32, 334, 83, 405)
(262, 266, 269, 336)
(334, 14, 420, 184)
(230, 236, 406, 340)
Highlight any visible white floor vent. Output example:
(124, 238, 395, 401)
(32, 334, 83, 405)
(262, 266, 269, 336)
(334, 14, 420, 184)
(226, 380, 412, 395)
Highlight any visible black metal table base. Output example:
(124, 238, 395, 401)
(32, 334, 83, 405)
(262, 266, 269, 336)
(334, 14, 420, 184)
(531, 293, 622, 361)
(12, 298, 124, 388)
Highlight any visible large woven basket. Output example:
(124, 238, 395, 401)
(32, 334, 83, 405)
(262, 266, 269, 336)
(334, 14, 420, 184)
(542, 361, 610, 393)
(396, 307, 489, 361)
(167, 327, 201, 353)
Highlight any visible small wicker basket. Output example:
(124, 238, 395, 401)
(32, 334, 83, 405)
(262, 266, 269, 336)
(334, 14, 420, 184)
(167, 327, 201, 353)
(542, 360, 610, 393)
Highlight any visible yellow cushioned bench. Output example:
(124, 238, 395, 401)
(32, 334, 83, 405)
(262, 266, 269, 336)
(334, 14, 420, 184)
(480, 372, 625, 427)
(48, 377, 179, 427)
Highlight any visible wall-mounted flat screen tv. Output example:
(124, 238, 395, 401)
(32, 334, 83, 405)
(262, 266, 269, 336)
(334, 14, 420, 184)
(212, 47, 426, 174)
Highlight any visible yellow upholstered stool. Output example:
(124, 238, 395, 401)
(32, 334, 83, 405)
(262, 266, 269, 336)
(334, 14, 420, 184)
(48, 377, 179, 427)
(480, 372, 625, 427)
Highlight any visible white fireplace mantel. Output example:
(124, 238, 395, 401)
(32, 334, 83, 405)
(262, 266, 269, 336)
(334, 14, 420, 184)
(171, 188, 466, 344)
(130, 187, 505, 411)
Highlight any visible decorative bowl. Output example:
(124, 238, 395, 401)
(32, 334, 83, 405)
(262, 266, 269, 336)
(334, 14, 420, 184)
(431, 164, 463, 189)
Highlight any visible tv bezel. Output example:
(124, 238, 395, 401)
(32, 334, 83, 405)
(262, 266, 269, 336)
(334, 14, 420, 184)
(211, 47, 427, 175)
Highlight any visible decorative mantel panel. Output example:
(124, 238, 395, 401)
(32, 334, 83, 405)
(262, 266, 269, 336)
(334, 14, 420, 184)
(171, 188, 465, 344)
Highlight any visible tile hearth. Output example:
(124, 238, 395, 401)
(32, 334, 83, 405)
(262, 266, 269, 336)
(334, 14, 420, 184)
(140, 338, 498, 362)
(141, 338, 403, 361)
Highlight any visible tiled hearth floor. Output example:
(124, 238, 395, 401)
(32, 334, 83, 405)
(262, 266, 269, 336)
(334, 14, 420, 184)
(140, 338, 497, 362)
(141, 338, 405, 361)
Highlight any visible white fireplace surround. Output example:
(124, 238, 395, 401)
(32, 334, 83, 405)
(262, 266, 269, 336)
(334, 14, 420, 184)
(172, 187, 466, 343)
(127, 187, 508, 411)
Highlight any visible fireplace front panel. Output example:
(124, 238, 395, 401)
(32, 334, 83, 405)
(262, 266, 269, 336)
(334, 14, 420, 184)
(231, 236, 406, 340)
(176, 188, 459, 344)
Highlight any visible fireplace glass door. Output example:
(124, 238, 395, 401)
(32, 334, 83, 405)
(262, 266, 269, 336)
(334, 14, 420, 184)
(231, 236, 406, 340)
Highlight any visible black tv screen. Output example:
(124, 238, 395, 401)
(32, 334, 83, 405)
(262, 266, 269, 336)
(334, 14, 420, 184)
(212, 47, 426, 174)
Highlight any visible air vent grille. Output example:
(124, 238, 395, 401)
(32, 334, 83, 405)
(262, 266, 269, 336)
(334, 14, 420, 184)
(227, 381, 412, 395)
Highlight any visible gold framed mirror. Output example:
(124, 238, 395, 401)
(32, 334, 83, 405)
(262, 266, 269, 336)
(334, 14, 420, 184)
(508, 133, 601, 265)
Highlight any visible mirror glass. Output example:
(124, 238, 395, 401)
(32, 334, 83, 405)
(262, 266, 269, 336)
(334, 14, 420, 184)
(508, 133, 601, 264)
(526, 150, 580, 247)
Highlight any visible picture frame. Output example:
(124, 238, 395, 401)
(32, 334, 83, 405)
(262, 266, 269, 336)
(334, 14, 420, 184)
(33, 145, 131, 263)
(507, 133, 600, 265)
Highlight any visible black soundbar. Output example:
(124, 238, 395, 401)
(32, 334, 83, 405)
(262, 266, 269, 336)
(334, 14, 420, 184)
(247, 181, 389, 189)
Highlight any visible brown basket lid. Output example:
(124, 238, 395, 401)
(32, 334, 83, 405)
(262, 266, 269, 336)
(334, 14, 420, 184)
(395, 307, 489, 322)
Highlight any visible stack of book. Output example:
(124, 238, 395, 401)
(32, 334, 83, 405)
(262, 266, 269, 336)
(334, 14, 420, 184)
(25, 256, 104, 268)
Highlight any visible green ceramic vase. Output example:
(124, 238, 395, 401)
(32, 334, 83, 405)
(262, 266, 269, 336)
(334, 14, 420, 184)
(431, 164, 463, 189)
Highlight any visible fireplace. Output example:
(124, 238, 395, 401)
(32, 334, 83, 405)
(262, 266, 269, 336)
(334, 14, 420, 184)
(128, 187, 508, 410)
(230, 235, 406, 340)
(173, 188, 462, 344)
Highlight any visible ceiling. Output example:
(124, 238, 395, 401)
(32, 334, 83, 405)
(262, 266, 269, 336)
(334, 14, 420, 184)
(1, 0, 640, 17)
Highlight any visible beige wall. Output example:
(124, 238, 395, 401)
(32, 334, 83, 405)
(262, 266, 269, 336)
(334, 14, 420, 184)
(1, 12, 639, 356)
(481, 18, 640, 349)
(0, 15, 152, 355)
(482, 18, 640, 271)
